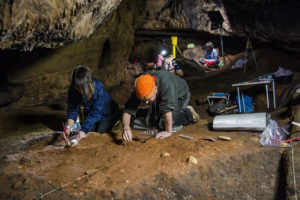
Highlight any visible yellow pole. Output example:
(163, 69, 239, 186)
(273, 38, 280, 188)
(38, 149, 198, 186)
(173, 45, 176, 58)
(171, 36, 178, 58)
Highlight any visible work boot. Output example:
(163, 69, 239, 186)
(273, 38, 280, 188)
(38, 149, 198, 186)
(186, 105, 200, 123)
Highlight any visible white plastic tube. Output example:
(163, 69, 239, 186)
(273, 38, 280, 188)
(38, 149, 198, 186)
(213, 112, 270, 131)
(292, 121, 300, 127)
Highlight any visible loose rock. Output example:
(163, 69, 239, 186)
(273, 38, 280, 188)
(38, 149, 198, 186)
(187, 156, 198, 165)
(19, 157, 31, 165)
(161, 152, 170, 158)
(217, 136, 232, 141)
(84, 169, 98, 175)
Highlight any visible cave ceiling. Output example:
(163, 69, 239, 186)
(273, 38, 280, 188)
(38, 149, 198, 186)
(0, 0, 299, 54)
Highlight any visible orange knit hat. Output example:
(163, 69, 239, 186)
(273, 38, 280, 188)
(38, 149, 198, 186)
(135, 74, 156, 100)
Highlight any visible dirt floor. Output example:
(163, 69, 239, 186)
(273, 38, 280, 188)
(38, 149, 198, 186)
(0, 125, 286, 200)
(0, 55, 299, 199)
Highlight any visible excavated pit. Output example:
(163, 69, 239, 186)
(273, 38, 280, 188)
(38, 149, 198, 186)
(0, 121, 287, 200)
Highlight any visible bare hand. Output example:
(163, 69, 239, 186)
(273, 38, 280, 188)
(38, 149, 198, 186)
(65, 127, 71, 136)
(155, 131, 172, 139)
(122, 127, 132, 143)
(77, 131, 87, 141)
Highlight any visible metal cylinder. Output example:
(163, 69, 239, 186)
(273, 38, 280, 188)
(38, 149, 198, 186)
(213, 112, 270, 131)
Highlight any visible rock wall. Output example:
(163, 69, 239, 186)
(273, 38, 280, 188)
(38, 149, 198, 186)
(0, 0, 122, 50)
(143, 0, 231, 34)
(0, 0, 147, 108)
(142, 0, 300, 55)
(1, 0, 299, 54)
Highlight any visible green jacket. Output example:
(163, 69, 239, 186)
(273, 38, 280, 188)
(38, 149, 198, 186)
(124, 71, 189, 121)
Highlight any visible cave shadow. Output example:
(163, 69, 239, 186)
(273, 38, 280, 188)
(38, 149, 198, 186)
(107, 131, 123, 145)
(221, 0, 300, 57)
(129, 39, 161, 63)
(98, 39, 111, 69)
(45, 133, 62, 146)
(16, 110, 66, 132)
(0, 48, 57, 85)
(24, 132, 63, 148)
(14, 105, 126, 145)
(276, 104, 292, 119)
(275, 154, 287, 200)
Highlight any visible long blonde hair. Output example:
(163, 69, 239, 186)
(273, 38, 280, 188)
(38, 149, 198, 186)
(71, 65, 95, 102)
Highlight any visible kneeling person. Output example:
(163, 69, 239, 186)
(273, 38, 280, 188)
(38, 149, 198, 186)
(122, 70, 199, 142)
(65, 65, 119, 141)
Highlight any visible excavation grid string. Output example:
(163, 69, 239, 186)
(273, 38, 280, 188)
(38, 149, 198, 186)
(292, 147, 298, 200)
(39, 158, 123, 199)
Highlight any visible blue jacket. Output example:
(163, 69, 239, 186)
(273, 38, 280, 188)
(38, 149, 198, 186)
(205, 48, 219, 61)
(67, 79, 119, 133)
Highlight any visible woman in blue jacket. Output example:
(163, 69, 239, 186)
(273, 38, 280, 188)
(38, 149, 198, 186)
(65, 65, 119, 141)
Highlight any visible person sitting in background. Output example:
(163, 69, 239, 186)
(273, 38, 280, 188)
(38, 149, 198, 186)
(156, 50, 167, 69)
(65, 65, 119, 142)
(199, 41, 219, 67)
(163, 55, 175, 73)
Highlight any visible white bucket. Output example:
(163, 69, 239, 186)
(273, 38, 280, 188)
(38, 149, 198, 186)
(213, 112, 270, 131)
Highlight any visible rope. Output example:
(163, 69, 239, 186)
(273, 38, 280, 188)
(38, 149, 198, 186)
(292, 147, 298, 200)
(39, 158, 123, 199)
(176, 45, 182, 55)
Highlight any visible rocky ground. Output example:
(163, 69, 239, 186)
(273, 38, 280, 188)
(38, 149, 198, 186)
(0, 126, 285, 200)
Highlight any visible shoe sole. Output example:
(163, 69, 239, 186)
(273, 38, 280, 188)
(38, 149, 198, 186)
(187, 106, 200, 122)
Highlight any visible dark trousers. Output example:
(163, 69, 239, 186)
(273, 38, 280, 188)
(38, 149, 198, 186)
(94, 118, 118, 133)
(158, 92, 193, 130)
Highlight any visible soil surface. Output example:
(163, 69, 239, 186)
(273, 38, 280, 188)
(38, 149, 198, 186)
(0, 54, 299, 199)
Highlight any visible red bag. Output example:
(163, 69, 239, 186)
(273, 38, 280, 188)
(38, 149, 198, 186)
(204, 60, 216, 67)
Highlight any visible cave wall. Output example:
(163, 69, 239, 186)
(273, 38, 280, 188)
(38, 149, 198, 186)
(0, 0, 123, 50)
(141, 0, 300, 55)
(142, 0, 231, 34)
(0, 0, 146, 108)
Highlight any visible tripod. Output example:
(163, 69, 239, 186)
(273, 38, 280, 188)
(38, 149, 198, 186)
(243, 38, 259, 73)
(219, 24, 226, 67)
